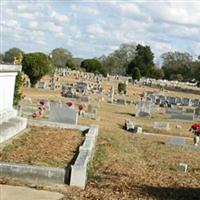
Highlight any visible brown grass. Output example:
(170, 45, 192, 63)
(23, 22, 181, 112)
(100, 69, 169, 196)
(2, 81, 200, 199)
(0, 126, 83, 167)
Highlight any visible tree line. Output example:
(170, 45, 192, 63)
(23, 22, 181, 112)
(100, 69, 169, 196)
(1, 45, 200, 88)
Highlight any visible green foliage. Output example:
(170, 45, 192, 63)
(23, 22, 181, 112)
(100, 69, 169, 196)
(150, 68, 165, 79)
(22, 52, 54, 87)
(161, 51, 193, 80)
(101, 43, 137, 75)
(3, 47, 24, 64)
(0, 53, 4, 64)
(66, 58, 76, 70)
(13, 72, 24, 106)
(81, 59, 106, 76)
(118, 83, 126, 93)
(127, 44, 155, 77)
(51, 48, 76, 69)
(132, 67, 141, 81)
(170, 74, 184, 81)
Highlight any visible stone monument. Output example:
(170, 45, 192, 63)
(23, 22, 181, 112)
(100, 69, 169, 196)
(0, 64, 27, 143)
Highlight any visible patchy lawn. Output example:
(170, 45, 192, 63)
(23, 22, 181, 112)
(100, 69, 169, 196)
(0, 126, 84, 167)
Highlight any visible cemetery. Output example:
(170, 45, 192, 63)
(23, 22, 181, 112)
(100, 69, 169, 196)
(2, 0, 200, 198)
(1, 62, 200, 199)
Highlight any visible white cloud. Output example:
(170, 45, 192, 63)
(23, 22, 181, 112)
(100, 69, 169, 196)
(51, 11, 69, 23)
(29, 21, 38, 29)
(1, 0, 200, 58)
(71, 5, 99, 15)
(87, 24, 106, 36)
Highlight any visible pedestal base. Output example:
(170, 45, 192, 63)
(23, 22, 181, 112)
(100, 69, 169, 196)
(0, 117, 27, 143)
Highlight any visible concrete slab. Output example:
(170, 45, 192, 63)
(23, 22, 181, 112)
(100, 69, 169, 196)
(0, 184, 64, 200)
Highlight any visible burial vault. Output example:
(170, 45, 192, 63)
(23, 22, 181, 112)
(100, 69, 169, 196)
(0, 64, 27, 143)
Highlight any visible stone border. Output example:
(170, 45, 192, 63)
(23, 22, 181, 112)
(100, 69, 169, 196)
(0, 120, 99, 189)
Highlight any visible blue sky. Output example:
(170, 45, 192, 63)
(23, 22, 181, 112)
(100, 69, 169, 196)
(1, 0, 200, 60)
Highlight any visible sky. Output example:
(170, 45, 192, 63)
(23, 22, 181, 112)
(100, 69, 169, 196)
(1, 0, 200, 60)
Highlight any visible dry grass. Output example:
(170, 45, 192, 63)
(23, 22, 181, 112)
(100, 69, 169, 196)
(0, 126, 83, 167)
(2, 82, 200, 199)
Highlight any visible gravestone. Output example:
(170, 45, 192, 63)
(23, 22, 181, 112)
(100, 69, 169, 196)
(170, 113, 194, 121)
(154, 122, 170, 130)
(109, 86, 114, 103)
(79, 96, 89, 103)
(192, 99, 200, 107)
(168, 137, 186, 146)
(175, 97, 182, 105)
(182, 98, 190, 106)
(167, 96, 176, 105)
(136, 101, 151, 117)
(38, 81, 46, 89)
(49, 102, 78, 125)
(117, 99, 126, 105)
(179, 163, 188, 172)
(124, 119, 135, 131)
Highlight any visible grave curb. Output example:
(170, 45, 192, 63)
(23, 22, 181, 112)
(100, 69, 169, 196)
(0, 120, 99, 189)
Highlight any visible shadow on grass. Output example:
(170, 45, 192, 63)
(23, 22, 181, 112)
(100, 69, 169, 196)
(115, 111, 136, 117)
(140, 185, 200, 200)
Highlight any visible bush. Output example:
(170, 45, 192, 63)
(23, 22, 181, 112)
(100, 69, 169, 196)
(118, 83, 126, 93)
(13, 72, 24, 106)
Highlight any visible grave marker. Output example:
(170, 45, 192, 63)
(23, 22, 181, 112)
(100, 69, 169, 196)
(49, 102, 78, 125)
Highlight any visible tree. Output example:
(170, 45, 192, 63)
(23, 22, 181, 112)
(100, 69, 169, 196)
(3, 48, 24, 64)
(81, 59, 106, 76)
(100, 43, 137, 75)
(170, 74, 184, 81)
(50, 48, 76, 69)
(13, 72, 24, 106)
(161, 51, 193, 80)
(0, 53, 4, 63)
(22, 52, 54, 87)
(118, 83, 126, 93)
(132, 67, 141, 81)
(127, 44, 155, 77)
(150, 68, 165, 79)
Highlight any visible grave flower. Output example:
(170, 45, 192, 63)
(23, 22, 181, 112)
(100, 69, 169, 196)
(39, 99, 46, 106)
(78, 104, 83, 111)
(32, 112, 37, 118)
(66, 101, 73, 107)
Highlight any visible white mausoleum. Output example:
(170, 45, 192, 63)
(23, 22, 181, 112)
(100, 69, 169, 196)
(0, 64, 27, 143)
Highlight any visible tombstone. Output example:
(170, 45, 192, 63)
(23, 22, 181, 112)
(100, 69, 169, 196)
(191, 99, 200, 107)
(154, 122, 170, 130)
(167, 96, 176, 105)
(88, 104, 98, 114)
(148, 94, 156, 103)
(50, 82, 55, 90)
(135, 126, 142, 134)
(175, 97, 182, 105)
(182, 98, 190, 106)
(168, 137, 186, 146)
(136, 101, 151, 117)
(195, 108, 200, 117)
(38, 81, 46, 89)
(49, 102, 78, 125)
(0, 64, 27, 143)
(124, 120, 135, 131)
(117, 99, 126, 105)
(109, 86, 114, 103)
(158, 95, 166, 102)
(179, 163, 188, 172)
(170, 113, 194, 121)
(79, 96, 89, 103)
